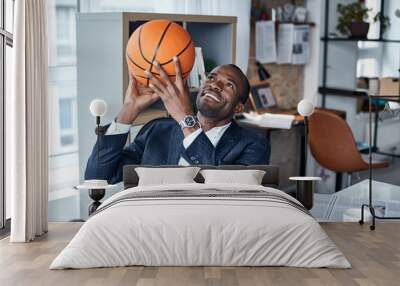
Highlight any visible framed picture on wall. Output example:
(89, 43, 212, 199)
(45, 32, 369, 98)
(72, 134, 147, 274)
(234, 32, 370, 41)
(250, 83, 276, 110)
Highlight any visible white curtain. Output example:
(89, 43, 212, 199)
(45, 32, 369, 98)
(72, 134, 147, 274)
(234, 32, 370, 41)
(9, 0, 49, 242)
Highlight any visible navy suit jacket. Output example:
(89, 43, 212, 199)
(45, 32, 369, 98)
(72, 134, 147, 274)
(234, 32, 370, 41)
(85, 118, 270, 184)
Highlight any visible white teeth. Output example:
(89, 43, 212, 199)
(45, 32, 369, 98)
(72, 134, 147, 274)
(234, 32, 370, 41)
(205, 93, 221, 102)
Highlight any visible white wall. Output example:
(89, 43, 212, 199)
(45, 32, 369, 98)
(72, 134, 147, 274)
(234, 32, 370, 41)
(304, 0, 362, 179)
(76, 13, 125, 220)
(382, 1, 400, 77)
(303, 0, 322, 104)
(303, 0, 322, 177)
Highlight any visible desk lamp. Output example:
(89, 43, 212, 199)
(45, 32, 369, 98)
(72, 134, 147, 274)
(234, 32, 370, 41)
(289, 99, 320, 210)
(76, 99, 116, 216)
(297, 99, 315, 161)
(90, 99, 107, 138)
(76, 99, 117, 216)
(90, 99, 107, 160)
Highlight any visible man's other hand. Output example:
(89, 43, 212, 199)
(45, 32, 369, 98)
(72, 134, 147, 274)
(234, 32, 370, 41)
(117, 73, 160, 125)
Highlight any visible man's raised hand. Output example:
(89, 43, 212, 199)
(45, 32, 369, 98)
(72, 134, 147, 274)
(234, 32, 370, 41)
(117, 73, 160, 124)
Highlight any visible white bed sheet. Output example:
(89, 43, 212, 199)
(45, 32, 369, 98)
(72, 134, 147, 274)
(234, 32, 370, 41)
(50, 183, 350, 269)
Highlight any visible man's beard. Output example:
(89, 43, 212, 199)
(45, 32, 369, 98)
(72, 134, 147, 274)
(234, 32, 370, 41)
(197, 104, 222, 118)
(196, 101, 235, 120)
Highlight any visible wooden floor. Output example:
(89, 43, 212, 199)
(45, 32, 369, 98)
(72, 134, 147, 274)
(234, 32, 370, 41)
(0, 222, 399, 286)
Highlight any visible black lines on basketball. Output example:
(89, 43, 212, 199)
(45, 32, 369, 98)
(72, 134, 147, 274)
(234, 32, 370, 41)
(126, 53, 146, 71)
(159, 39, 194, 74)
(134, 71, 190, 80)
(147, 21, 172, 86)
(138, 26, 153, 66)
(127, 53, 191, 79)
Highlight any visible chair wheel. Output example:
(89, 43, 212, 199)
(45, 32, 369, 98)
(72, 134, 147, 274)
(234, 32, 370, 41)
(370, 225, 375, 231)
(358, 220, 364, 225)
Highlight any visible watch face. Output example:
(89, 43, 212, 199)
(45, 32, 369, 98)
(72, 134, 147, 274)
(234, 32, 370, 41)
(184, 116, 195, 127)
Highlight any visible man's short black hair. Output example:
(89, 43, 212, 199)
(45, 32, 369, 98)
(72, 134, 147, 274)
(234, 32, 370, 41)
(226, 64, 250, 104)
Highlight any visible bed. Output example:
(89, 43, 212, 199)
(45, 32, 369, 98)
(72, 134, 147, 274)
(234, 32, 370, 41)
(50, 165, 350, 269)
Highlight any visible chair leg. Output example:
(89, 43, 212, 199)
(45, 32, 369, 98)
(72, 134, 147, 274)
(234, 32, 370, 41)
(335, 172, 343, 192)
(347, 173, 352, 187)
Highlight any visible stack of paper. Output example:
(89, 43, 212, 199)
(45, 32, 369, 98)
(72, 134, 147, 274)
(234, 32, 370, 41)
(242, 112, 295, 129)
(255, 21, 277, 63)
(277, 24, 294, 64)
(291, 25, 310, 65)
(277, 24, 310, 65)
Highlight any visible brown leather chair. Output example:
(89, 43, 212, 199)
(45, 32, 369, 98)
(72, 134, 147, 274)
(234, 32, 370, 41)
(308, 109, 389, 190)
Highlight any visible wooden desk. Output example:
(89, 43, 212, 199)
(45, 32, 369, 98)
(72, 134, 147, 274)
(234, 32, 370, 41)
(253, 107, 304, 122)
(236, 109, 306, 184)
(237, 110, 304, 130)
(247, 106, 345, 123)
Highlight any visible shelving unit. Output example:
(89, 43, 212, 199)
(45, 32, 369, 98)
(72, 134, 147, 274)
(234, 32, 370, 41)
(318, 87, 368, 98)
(316, 1, 400, 195)
(318, 1, 400, 230)
(320, 37, 400, 43)
(360, 95, 400, 231)
(319, 0, 400, 107)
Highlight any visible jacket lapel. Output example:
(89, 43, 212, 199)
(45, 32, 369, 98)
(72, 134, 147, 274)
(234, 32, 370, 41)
(168, 123, 184, 164)
(215, 121, 240, 162)
(167, 120, 241, 164)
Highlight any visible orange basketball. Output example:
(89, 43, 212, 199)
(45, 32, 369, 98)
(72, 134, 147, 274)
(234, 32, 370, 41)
(126, 19, 195, 87)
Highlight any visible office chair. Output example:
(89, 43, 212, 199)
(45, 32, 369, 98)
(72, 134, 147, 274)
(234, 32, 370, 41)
(308, 109, 389, 191)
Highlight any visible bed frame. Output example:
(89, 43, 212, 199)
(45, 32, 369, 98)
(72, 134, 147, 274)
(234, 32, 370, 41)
(123, 165, 280, 189)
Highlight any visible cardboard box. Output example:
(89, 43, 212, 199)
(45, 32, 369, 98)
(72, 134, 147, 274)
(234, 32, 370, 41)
(379, 77, 400, 96)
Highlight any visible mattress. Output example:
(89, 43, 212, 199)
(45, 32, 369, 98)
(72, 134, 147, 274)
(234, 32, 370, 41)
(50, 183, 351, 269)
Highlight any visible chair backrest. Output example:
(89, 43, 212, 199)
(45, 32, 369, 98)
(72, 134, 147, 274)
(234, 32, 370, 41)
(308, 110, 367, 173)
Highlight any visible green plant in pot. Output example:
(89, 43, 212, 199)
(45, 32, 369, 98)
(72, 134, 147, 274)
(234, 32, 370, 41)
(336, 1, 391, 39)
(337, 1, 370, 38)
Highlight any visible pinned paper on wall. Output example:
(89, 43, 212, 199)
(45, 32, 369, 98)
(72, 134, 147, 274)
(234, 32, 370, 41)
(277, 23, 294, 64)
(255, 21, 277, 64)
(292, 25, 310, 65)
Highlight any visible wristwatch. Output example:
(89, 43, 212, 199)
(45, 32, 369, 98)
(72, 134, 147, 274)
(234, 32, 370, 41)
(179, 115, 200, 130)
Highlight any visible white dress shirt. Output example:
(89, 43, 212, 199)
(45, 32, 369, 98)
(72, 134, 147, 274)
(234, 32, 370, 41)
(105, 120, 231, 165)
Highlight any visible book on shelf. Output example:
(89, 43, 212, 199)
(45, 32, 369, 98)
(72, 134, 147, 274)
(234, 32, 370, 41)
(195, 47, 206, 83)
(187, 47, 206, 89)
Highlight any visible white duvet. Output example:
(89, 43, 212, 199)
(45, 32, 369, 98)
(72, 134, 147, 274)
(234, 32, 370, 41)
(50, 183, 351, 269)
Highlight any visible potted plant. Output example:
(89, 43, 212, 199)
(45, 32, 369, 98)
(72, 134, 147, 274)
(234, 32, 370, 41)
(336, 1, 370, 38)
(336, 1, 391, 39)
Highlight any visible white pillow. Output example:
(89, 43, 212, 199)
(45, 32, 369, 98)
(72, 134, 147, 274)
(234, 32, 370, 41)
(200, 169, 266, 185)
(135, 167, 200, 186)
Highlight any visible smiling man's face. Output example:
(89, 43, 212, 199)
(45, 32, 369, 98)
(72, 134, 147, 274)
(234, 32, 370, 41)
(196, 65, 246, 121)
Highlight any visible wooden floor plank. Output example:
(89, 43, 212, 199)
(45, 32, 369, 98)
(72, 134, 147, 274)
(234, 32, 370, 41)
(0, 222, 399, 286)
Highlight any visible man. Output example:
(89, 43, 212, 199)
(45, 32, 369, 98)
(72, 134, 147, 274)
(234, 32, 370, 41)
(85, 57, 270, 183)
